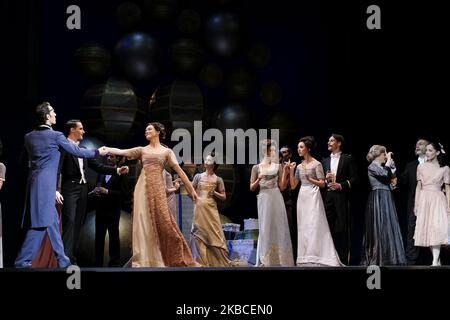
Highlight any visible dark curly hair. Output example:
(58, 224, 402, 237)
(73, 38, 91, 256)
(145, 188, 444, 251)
(427, 142, 447, 167)
(149, 122, 166, 140)
(299, 136, 317, 152)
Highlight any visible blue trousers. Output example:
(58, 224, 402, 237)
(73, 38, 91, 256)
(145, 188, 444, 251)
(15, 216, 70, 268)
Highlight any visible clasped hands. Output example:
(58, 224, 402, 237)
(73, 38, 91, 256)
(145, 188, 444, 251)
(283, 159, 313, 182)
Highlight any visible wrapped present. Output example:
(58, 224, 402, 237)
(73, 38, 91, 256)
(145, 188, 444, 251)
(222, 223, 240, 232)
(235, 229, 259, 240)
(227, 239, 257, 266)
(222, 223, 241, 240)
(244, 218, 259, 230)
(223, 231, 237, 241)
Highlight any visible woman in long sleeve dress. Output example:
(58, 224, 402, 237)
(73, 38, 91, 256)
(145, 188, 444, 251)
(191, 153, 232, 267)
(250, 140, 294, 266)
(106, 122, 200, 267)
(361, 145, 406, 266)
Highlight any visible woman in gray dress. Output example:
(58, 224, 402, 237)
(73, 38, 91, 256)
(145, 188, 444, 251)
(361, 145, 406, 265)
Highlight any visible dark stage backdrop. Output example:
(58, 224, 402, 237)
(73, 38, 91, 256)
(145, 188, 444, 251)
(1, 0, 448, 266)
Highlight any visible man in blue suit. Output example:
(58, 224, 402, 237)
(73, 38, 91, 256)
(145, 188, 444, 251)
(15, 102, 107, 268)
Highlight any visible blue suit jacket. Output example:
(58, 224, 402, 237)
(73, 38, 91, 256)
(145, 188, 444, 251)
(23, 126, 99, 228)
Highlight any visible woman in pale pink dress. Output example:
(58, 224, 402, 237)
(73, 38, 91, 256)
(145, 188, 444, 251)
(414, 142, 450, 266)
(285, 136, 342, 266)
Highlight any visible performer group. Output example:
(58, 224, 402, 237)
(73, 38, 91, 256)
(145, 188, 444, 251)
(0, 102, 449, 268)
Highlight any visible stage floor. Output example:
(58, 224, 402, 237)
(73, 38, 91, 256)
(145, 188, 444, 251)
(1, 266, 448, 315)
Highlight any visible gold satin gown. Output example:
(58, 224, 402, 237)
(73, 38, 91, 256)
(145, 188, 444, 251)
(128, 146, 197, 267)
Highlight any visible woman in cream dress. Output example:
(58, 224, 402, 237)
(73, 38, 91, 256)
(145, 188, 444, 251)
(106, 122, 200, 267)
(250, 140, 294, 266)
(287, 136, 342, 266)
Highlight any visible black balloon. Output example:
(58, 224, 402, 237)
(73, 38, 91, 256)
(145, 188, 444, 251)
(74, 43, 111, 79)
(199, 63, 223, 88)
(214, 104, 250, 132)
(171, 38, 205, 75)
(115, 33, 162, 81)
(265, 112, 298, 146)
(177, 9, 201, 34)
(117, 2, 142, 30)
(81, 77, 145, 143)
(143, 0, 179, 21)
(225, 68, 259, 101)
(148, 80, 204, 137)
(261, 81, 282, 106)
(206, 13, 240, 57)
(247, 43, 271, 68)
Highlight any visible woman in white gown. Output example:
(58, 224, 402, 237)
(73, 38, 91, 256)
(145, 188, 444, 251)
(286, 136, 342, 266)
(250, 139, 294, 266)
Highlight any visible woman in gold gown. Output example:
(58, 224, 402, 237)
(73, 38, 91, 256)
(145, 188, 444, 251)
(106, 122, 199, 267)
(191, 154, 232, 267)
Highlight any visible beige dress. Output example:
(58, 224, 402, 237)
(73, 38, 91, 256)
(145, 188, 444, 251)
(251, 163, 294, 266)
(191, 173, 231, 267)
(414, 163, 450, 246)
(296, 160, 342, 266)
(128, 146, 197, 267)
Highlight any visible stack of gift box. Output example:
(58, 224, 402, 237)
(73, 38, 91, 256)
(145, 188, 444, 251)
(222, 218, 259, 266)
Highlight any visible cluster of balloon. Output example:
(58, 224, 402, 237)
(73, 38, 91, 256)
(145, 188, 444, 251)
(114, 32, 162, 81)
(74, 43, 111, 80)
(261, 81, 282, 106)
(199, 63, 223, 88)
(225, 68, 260, 101)
(81, 77, 145, 143)
(177, 9, 201, 34)
(170, 38, 205, 76)
(206, 13, 241, 58)
(117, 2, 142, 30)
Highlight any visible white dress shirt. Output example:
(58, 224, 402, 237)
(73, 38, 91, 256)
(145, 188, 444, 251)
(68, 138, 87, 184)
(418, 155, 427, 164)
(330, 152, 342, 175)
